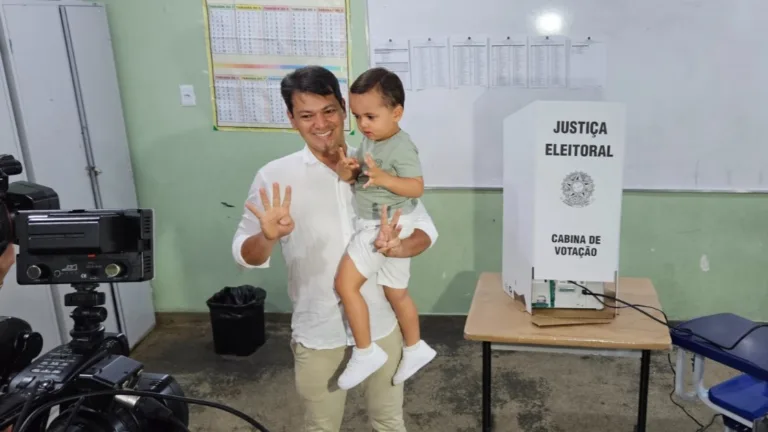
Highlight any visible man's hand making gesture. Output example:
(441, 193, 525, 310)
(246, 182, 294, 241)
(335, 145, 360, 184)
(374, 205, 404, 257)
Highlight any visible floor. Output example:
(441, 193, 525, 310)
(130, 315, 737, 432)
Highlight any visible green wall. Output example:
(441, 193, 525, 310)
(100, 0, 768, 321)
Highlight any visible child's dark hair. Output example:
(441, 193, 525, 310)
(350, 67, 405, 108)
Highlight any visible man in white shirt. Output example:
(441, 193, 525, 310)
(231, 65, 438, 432)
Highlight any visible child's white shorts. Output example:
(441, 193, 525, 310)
(346, 214, 416, 289)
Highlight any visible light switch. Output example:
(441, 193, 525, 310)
(180, 84, 196, 106)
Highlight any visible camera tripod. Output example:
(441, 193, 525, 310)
(65, 283, 129, 357)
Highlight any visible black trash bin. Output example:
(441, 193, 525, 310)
(206, 285, 267, 356)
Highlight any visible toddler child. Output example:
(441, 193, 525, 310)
(334, 67, 437, 390)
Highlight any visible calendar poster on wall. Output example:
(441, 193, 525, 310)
(204, 0, 351, 130)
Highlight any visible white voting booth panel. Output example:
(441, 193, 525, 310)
(502, 100, 626, 313)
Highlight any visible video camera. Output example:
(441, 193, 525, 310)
(0, 155, 270, 431)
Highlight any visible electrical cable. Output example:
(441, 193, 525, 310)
(566, 280, 764, 431)
(59, 396, 85, 432)
(14, 380, 42, 429)
(696, 413, 719, 431)
(665, 352, 719, 431)
(566, 281, 767, 351)
(574, 284, 717, 429)
(13, 388, 271, 432)
(0, 348, 112, 430)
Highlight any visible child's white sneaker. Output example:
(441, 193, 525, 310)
(393, 340, 436, 385)
(337, 343, 388, 390)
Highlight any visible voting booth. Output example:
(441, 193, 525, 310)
(502, 100, 626, 315)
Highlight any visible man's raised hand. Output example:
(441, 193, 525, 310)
(374, 205, 403, 257)
(335, 145, 360, 183)
(245, 182, 294, 241)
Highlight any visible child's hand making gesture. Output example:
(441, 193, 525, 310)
(362, 153, 392, 189)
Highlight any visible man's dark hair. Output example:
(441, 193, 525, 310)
(280, 66, 345, 115)
(350, 67, 405, 108)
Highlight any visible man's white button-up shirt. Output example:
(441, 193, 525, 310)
(232, 145, 439, 350)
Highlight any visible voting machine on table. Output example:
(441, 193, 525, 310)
(502, 100, 626, 316)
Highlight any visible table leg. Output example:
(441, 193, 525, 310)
(483, 341, 491, 431)
(635, 350, 651, 432)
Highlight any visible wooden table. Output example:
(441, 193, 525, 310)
(464, 273, 672, 432)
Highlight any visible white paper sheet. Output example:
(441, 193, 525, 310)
(569, 36, 607, 88)
(529, 35, 567, 88)
(409, 37, 450, 90)
(372, 38, 412, 89)
(450, 35, 489, 87)
(490, 36, 528, 87)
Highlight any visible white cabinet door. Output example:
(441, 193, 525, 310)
(0, 3, 120, 343)
(0, 46, 62, 355)
(63, 4, 156, 348)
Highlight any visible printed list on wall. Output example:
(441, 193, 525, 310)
(205, 0, 351, 130)
(373, 35, 606, 91)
